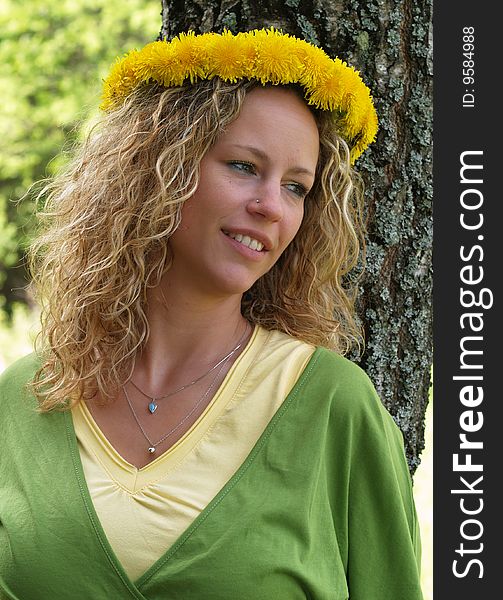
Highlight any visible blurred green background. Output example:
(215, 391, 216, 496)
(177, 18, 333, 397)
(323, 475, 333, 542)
(0, 1, 433, 598)
(0, 0, 160, 320)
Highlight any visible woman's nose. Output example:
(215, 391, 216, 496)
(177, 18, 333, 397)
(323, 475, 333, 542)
(248, 181, 283, 222)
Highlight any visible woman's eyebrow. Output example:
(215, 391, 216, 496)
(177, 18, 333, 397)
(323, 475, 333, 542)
(228, 143, 315, 178)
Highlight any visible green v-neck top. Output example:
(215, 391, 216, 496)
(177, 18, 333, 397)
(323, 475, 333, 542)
(71, 326, 315, 581)
(0, 347, 424, 599)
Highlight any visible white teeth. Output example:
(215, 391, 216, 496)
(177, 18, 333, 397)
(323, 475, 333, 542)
(226, 231, 264, 251)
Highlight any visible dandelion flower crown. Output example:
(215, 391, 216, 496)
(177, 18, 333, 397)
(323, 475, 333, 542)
(101, 28, 378, 163)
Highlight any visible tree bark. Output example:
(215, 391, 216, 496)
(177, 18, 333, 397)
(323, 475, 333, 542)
(159, 0, 433, 474)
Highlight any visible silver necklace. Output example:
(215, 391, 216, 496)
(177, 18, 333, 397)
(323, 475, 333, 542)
(123, 326, 250, 454)
(129, 329, 249, 415)
(124, 359, 227, 454)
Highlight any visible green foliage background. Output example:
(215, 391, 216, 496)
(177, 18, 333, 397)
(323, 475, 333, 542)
(0, 0, 160, 317)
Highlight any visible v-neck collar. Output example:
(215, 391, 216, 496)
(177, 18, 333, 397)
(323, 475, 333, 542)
(73, 324, 263, 492)
(64, 347, 323, 594)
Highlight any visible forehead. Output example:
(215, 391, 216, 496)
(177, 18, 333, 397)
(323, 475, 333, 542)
(233, 85, 317, 130)
(213, 86, 320, 168)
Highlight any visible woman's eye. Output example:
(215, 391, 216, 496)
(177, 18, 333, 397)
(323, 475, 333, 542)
(285, 182, 309, 199)
(228, 161, 256, 174)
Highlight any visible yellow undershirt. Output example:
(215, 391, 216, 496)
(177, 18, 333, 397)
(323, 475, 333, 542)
(71, 326, 315, 581)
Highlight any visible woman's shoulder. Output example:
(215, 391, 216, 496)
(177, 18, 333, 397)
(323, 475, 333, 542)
(306, 347, 400, 433)
(308, 346, 377, 401)
(0, 353, 40, 384)
(0, 353, 40, 410)
(261, 328, 385, 424)
(305, 348, 408, 470)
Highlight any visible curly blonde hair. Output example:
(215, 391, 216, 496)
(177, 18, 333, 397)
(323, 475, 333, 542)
(29, 78, 365, 411)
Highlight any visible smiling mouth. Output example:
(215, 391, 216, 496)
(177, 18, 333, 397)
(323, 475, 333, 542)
(223, 231, 265, 252)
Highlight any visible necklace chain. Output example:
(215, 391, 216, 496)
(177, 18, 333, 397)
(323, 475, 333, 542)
(124, 359, 227, 454)
(128, 328, 249, 415)
(123, 325, 250, 453)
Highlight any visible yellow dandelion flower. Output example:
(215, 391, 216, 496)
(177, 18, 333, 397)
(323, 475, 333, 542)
(252, 29, 303, 84)
(237, 31, 259, 79)
(101, 50, 142, 110)
(361, 107, 378, 146)
(350, 126, 376, 163)
(337, 71, 374, 140)
(296, 41, 332, 90)
(348, 101, 378, 163)
(349, 144, 362, 164)
(207, 30, 249, 81)
(167, 31, 204, 84)
(132, 41, 172, 86)
(191, 32, 215, 78)
(306, 61, 346, 111)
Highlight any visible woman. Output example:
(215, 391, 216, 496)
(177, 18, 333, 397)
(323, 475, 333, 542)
(0, 29, 423, 599)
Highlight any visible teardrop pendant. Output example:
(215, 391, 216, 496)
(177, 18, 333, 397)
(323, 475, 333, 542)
(148, 447, 156, 454)
(148, 401, 157, 414)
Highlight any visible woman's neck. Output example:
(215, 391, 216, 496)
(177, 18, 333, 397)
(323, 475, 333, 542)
(133, 280, 251, 392)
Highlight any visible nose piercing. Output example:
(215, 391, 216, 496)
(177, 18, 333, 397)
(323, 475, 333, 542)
(256, 199, 260, 204)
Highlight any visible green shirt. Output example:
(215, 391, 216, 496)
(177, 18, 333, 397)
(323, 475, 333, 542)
(0, 349, 423, 599)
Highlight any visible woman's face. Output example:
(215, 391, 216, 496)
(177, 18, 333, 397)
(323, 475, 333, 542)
(167, 86, 320, 299)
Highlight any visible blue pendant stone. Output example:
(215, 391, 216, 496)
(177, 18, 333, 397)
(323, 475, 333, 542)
(148, 402, 157, 414)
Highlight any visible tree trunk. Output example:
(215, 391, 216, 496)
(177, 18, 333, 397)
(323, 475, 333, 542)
(159, 0, 433, 473)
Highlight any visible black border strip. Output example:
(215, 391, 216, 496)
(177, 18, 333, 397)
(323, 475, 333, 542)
(433, 3, 499, 596)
